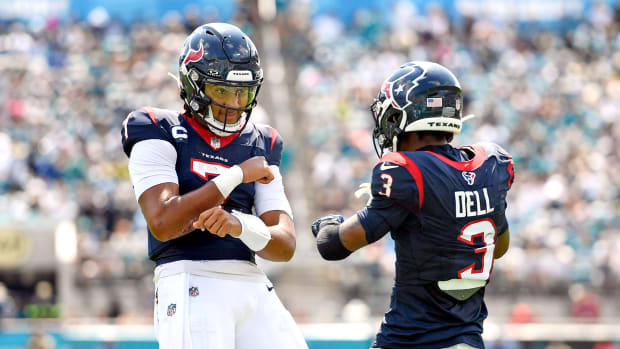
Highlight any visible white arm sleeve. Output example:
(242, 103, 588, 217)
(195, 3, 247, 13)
(128, 139, 178, 202)
(254, 165, 293, 220)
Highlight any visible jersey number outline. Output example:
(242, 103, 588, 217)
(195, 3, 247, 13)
(378, 173, 393, 197)
(457, 218, 497, 280)
(122, 115, 130, 139)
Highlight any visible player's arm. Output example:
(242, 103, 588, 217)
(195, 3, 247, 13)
(192, 164, 296, 261)
(139, 181, 222, 242)
(256, 210, 296, 261)
(246, 130, 297, 261)
(310, 214, 369, 261)
(311, 158, 417, 260)
(192, 207, 296, 261)
(252, 163, 297, 261)
(312, 199, 403, 261)
(494, 228, 510, 259)
(136, 154, 273, 242)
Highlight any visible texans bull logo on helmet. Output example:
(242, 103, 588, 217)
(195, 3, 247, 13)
(183, 40, 204, 66)
(382, 64, 426, 110)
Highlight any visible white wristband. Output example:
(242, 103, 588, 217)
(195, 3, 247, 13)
(211, 165, 243, 198)
(231, 210, 272, 251)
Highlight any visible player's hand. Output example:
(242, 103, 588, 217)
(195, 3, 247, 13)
(193, 207, 242, 238)
(238, 156, 274, 184)
(354, 182, 372, 205)
(311, 214, 344, 238)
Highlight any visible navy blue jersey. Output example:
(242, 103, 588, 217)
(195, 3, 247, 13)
(357, 143, 514, 349)
(121, 107, 283, 265)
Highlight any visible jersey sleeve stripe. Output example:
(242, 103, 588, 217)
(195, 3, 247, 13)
(507, 158, 515, 188)
(142, 106, 159, 125)
(269, 127, 278, 151)
(379, 152, 424, 210)
(423, 143, 486, 171)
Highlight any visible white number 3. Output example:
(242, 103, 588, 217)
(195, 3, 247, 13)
(378, 174, 393, 197)
(458, 219, 497, 280)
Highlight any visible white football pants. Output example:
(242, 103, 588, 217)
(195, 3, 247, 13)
(153, 260, 308, 349)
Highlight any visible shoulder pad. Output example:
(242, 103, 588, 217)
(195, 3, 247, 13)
(123, 107, 182, 129)
(373, 152, 424, 210)
(121, 107, 179, 157)
(253, 123, 283, 166)
(253, 123, 281, 150)
(476, 142, 512, 160)
(475, 142, 514, 189)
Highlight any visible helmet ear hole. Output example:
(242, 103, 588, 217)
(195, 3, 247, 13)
(383, 107, 401, 125)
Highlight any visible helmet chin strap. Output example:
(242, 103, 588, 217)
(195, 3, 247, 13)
(390, 111, 408, 153)
(391, 135, 399, 153)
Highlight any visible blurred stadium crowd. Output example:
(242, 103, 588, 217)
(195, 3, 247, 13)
(0, 0, 619, 323)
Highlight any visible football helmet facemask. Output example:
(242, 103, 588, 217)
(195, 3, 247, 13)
(370, 61, 464, 157)
(178, 23, 263, 136)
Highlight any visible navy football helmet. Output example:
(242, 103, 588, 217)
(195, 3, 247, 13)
(178, 23, 263, 136)
(370, 61, 464, 157)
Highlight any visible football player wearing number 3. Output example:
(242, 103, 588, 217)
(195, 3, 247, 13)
(311, 61, 514, 349)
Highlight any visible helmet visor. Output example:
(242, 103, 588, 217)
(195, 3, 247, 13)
(203, 83, 258, 109)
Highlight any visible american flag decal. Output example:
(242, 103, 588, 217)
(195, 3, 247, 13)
(427, 97, 443, 107)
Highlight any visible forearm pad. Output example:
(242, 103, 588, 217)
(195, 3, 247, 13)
(316, 223, 352, 261)
(231, 210, 271, 252)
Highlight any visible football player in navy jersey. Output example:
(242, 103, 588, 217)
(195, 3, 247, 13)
(121, 23, 307, 348)
(311, 61, 515, 349)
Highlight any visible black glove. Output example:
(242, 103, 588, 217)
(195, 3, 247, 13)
(311, 214, 344, 237)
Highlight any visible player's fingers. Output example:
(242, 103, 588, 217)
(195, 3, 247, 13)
(205, 214, 223, 234)
(215, 222, 228, 237)
(213, 216, 228, 235)
(258, 169, 274, 184)
(193, 209, 212, 230)
(203, 207, 223, 230)
(266, 171, 275, 182)
(194, 211, 208, 229)
(195, 207, 218, 230)
(257, 177, 271, 184)
(220, 221, 232, 236)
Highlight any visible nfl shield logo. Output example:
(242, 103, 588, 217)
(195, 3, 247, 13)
(462, 171, 476, 185)
(189, 286, 199, 297)
(167, 304, 176, 316)
(210, 137, 221, 149)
